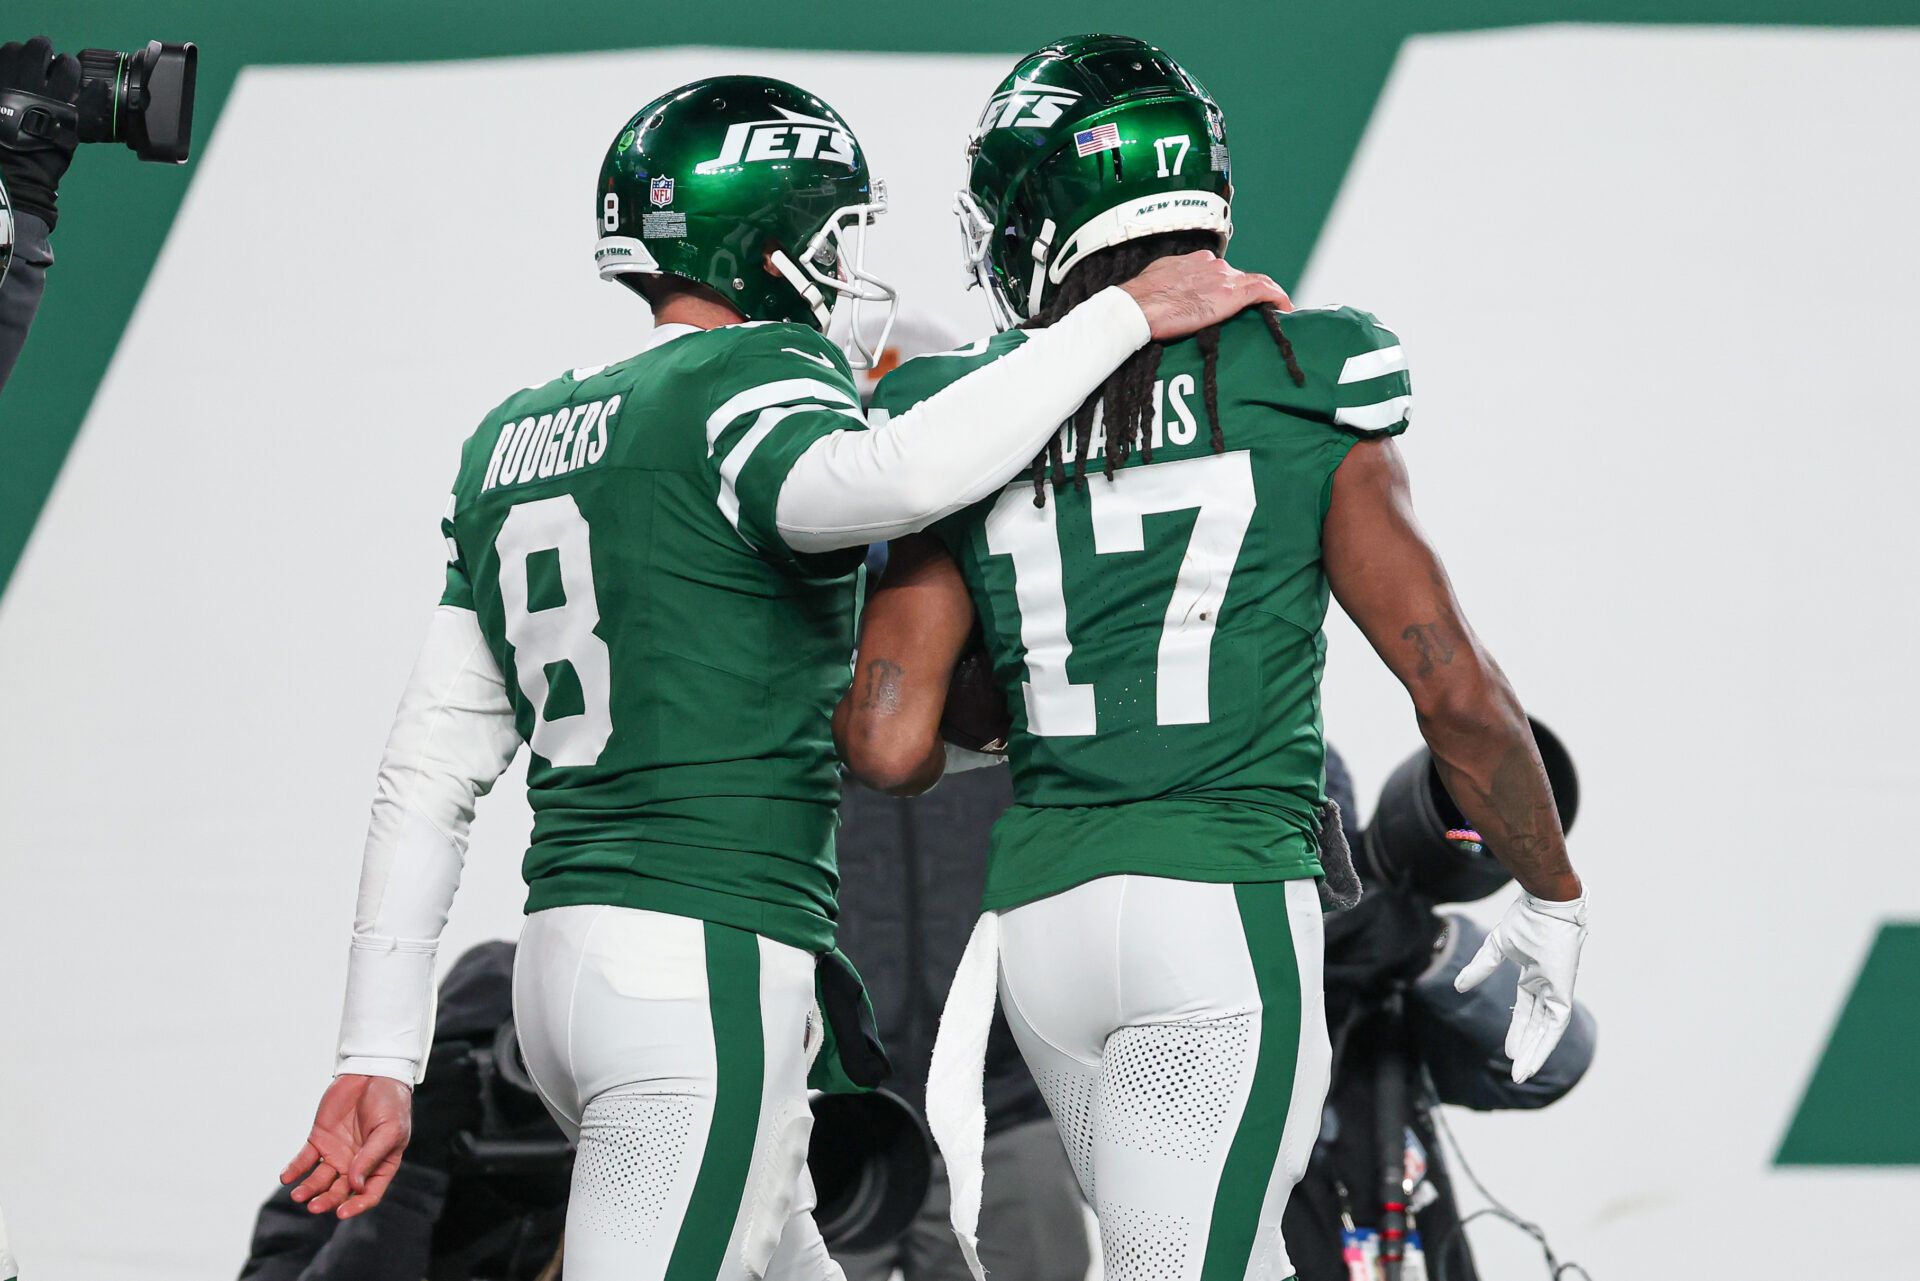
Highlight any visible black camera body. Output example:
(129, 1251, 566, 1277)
(0, 39, 197, 164)
(1305, 720, 1585, 1281)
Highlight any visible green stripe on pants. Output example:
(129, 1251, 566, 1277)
(666, 923, 764, 1281)
(1201, 881, 1304, 1280)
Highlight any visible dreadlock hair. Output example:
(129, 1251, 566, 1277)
(1018, 229, 1306, 507)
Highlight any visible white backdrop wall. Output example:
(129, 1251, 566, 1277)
(0, 29, 1914, 1280)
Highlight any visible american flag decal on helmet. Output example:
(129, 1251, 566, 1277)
(1073, 123, 1121, 156)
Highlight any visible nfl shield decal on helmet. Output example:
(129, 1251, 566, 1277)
(649, 176, 675, 207)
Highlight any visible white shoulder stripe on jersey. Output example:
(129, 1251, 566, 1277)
(1338, 345, 1407, 384)
(442, 493, 460, 563)
(715, 403, 841, 544)
(706, 377, 860, 454)
(1334, 395, 1413, 431)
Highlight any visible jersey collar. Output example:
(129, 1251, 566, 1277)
(643, 322, 703, 352)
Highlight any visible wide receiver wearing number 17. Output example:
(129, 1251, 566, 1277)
(276, 72, 1282, 1281)
(836, 35, 1591, 1281)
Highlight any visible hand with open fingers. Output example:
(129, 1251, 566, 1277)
(1119, 250, 1293, 341)
(1455, 890, 1589, 1084)
(280, 1073, 414, 1219)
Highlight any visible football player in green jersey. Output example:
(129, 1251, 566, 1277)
(276, 73, 1284, 1281)
(836, 36, 1590, 1281)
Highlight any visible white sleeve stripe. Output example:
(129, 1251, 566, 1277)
(715, 405, 822, 542)
(1334, 395, 1414, 430)
(713, 402, 860, 467)
(706, 378, 860, 453)
(1338, 345, 1407, 384)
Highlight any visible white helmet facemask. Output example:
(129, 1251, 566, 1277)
(769, 179, 898, 370)
(954, 187, 1023, 333)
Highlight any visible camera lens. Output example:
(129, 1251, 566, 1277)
(74, 49, 126, 146)
(74, 41, 197, 164)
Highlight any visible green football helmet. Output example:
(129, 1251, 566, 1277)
(957, 34, 1232, 329)
(595, 75, 897, 365)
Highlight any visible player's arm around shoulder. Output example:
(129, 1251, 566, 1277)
(834, 532, 976, 796)
(782, 258, 1287, 555)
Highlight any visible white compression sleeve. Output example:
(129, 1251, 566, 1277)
(336, 605, 522, 1083)
(774, 286, 1151, 552)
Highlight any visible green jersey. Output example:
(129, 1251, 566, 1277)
(441, 321, 869, 952)
(870, 305, 1411, 912)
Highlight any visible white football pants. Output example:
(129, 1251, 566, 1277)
(513, 904, 844, 1281)
(998, 876, 1330, 1281)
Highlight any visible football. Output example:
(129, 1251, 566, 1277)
(940, 643, 1012, 754)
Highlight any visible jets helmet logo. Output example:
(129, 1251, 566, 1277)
(977, 83, 1082, 132)
(695, 107, 856, 173)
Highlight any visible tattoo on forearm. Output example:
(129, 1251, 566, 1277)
(1402, 622, 1457, 678)
(857, 659, 904, 715)
(1433, 743, 1571, 890)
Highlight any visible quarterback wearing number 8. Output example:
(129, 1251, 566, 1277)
(278, 72, 1284, 1281)
(837, 35, 1591, 1281)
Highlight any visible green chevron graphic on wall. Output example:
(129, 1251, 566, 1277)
(1776, 922, 1920, 1166)
(1, 0, 1910, 599)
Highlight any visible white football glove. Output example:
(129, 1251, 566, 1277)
(1455, 890, 1588, 1084)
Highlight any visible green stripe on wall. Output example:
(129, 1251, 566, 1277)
(667, 923, 764, 1280)
(1775, 921, 1920, 1166)
(2, 1, 1913, 600)
(1202, 880, 1305, 1279)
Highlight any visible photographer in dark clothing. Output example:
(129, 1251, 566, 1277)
(239, 943, 568, 1281)
(832, 767, 1088, 1281)
(0, 37, 81, 396)
(1284, 747, 1597, 1281)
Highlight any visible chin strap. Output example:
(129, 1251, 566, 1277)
(767, 249, 832, 330)
(1024, 218, 1057, 321)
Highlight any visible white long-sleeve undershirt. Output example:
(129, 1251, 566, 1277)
(773, 286, 1150, 552)
(335, 604, 520, 1082)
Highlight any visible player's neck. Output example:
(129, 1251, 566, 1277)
(652, 293, 747, 331)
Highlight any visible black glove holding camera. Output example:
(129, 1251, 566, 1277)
(0, 37, 81, 230)
(1, 34, 196, 392)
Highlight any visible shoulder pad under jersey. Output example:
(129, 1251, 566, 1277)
(1224, 304, 1412, 437)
